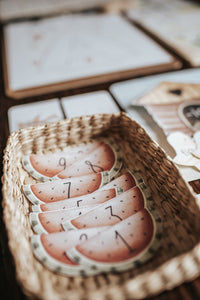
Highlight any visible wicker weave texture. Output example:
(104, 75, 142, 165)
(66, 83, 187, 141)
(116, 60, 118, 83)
(2, 112, 200, 300)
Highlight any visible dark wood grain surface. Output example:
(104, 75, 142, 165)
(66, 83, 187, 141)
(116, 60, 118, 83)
(1, 24, 200, 300)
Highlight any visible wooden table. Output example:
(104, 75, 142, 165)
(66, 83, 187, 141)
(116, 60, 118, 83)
(1, 26, 200, 300)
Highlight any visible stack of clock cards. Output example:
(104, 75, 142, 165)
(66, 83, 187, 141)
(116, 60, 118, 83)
(22, 138, 162, 276)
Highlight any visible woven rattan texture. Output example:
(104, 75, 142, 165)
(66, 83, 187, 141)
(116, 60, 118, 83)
(2, 112, 200, 300)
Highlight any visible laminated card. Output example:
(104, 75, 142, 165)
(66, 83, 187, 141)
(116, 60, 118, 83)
(3, 13, 180, 99)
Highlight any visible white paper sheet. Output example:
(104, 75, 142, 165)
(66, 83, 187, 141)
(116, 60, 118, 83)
(4, 14, 173, 92)
(127, 0, 200, 66)
(8, 99, 64, 132)
(61, 91, 120, 118)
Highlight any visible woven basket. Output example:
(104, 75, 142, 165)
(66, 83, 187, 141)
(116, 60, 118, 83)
(2, 112, 200, 300)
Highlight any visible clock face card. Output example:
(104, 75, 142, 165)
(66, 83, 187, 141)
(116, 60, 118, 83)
(66, 208, 160, 275)
(30, 177, 162, 277)
(22, 139, 123, 182)
(21, 132, 162, 277)
(3, 13, 177, 98)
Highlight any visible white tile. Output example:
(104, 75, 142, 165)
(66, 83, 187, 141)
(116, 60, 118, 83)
(8, 99, 63, 132)
(61, 91, 120, 118)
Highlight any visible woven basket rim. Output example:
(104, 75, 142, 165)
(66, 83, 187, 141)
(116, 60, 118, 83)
(2, 112, 200, 300)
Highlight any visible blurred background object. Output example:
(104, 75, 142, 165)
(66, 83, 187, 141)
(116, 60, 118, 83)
(0, 0, 134, 21)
